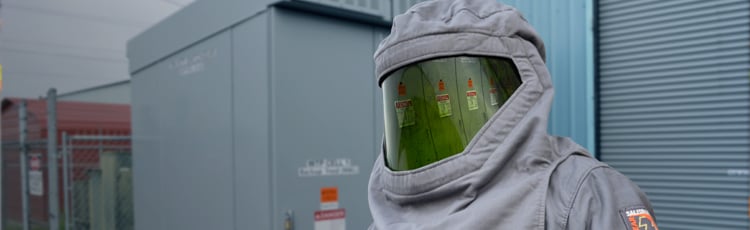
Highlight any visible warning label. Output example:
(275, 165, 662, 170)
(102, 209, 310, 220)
(298, 158, 360, 177)
(436, 94, 452, 117)
(395, 99, 415, 128)
(320, 187, 339, 210)
(466, 90, 478, 110)
(321, 187, 338, 203)
(314, 209, 346, 230)
(29, 154, 43, 196)
(489, 88, 499, 105)
(29, 171, 43, 196)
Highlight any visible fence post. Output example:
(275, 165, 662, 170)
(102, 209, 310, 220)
(47, 88, 59, 230)
(19, 100, 30, 230)
(62, 132, 70, 230)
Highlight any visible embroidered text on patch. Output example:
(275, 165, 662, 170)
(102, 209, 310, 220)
(625, 208, 658, 230)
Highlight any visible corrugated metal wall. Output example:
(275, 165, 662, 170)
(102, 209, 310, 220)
(502, 0, 595, 153)
(598, 1, 750, 229)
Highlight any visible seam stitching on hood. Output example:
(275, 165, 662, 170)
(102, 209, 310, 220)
(444, 8, 515, 22)
(376, 39, 534, 84)
(375, 31, 520, 59)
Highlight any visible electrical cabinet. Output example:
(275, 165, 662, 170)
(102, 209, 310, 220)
(128, 2, 388, 229)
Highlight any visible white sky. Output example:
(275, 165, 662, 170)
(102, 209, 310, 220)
(0, 0, 194, 98)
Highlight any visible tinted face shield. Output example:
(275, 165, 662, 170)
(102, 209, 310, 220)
(382, 56, 522, 171)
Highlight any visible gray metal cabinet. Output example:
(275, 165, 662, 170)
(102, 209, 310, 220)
(129, 2, 388, 230)
(597, 1, 750, 229)
(132, 29, 236, 230)
(268, 8, 382, 230)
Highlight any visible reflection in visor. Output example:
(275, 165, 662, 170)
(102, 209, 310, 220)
(382, 56, 522, 171)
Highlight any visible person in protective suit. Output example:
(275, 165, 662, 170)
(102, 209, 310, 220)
(368, 0, 658, 229)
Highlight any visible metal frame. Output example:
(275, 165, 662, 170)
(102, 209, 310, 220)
(62, 133, 70, 230)
(19, 100, 30, 230)
(48, 88, 60, 230)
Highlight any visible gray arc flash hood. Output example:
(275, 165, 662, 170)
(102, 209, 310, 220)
(369, 0, 657, 229)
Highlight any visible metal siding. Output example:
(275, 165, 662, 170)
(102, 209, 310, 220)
(162, 32, 235, 230)
(296, 0, 390, 19)
(270, 8, 381, 229)
(131, 65, 163, 230)
(598, 0, 750, 229)
(132, 31, 236, 230)
(502, 0, 594, 153)
(232, 12, 272, 230)
(128, 0, 390, 73)
(127, 0, 277, 73)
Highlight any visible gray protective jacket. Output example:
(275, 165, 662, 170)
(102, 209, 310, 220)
(368, 0, 657, 229)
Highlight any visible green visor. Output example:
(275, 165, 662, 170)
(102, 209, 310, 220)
(382, 56, 522, 171)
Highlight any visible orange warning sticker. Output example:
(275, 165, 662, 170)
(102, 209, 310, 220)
(321, 187, 338, 203)
(398, 82, 407, 96)
(624, 208, 658, 230)
(468, 78, 474, 88)
(438, 79, 446, 91)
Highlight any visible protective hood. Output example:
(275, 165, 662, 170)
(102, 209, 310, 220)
(368, 0, 587, 229)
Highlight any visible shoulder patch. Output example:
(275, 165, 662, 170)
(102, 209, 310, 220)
(622, 208, 658, 230)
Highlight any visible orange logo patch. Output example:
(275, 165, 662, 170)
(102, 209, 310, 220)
(625, 208, 658, 230)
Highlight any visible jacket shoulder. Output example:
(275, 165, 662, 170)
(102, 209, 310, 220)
(546, 154, 656, 230)
(545, 154, 605, 228)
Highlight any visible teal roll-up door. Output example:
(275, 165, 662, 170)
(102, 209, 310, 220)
(598, 1, 750, 229)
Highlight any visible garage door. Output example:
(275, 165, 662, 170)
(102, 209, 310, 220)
(598, 1, 750, 229)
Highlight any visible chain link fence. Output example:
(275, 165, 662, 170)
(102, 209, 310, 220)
(2, 95, 133, 230)
(62, 134, 132, 230)
(1, 98, 58, 230)
(2, 140, 51, 230)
